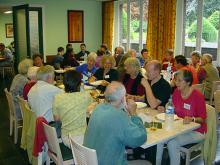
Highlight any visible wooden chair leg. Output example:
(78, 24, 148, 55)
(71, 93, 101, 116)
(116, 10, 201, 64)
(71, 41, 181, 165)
(14, 121, 18, 144)
(10, 116, 13, 136)
(185, 152, 190, 165)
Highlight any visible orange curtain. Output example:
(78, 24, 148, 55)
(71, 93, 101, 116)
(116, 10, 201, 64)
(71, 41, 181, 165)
(146, 0, 176, 61)
(102, 1, 114, 52)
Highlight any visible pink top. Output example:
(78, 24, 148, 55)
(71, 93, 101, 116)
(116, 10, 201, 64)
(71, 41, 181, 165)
(172, 88, 207, 134)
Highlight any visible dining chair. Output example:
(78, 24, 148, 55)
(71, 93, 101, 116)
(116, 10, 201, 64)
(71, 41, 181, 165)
(192, 83, 205, 95)
(43, 123, 73, 165)
(209, 81, 220, 105)
(17, 96, 30, 119)
(214, 90, 220, 125)
(69, 135, 98, 165)
(0, 61, 15, 78)
(179, 104, 217, 165)
(4, 88, 23, 144)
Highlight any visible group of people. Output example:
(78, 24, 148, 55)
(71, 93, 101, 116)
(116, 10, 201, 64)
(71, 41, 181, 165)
(7, 42, 219, 165)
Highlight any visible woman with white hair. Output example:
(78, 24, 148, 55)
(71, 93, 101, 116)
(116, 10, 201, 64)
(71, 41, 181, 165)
(10, 58, 33, 118)
(123, 57, 145, 99)
(198, 53, 219, 99)
(76, 52, 97, 84)
(23, 66, 39, 100)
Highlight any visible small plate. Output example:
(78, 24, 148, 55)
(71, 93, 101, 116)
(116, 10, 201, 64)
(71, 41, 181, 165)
(55, 69, 65, 73)
(90, 80, 103, 86)
(156, 113, 179, 121)
(136, 102, 147, 109)
(84, 85, 95, 90)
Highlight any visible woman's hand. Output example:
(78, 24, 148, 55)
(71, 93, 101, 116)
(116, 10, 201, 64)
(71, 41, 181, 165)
(101, 80, 109, 86)
(157, 106, 165, 113)
(183, 116, 193, 124)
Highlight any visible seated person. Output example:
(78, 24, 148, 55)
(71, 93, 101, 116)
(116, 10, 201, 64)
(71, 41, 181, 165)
(190, 51, 201, 72)
(23, 66, 39, 100)
(10, 59, 33, 118)
(141, 60, 171, 109)
(198, 54, 219, 99)
(76, 52, 97, 84)
(117, 53, 131, 82)
(52, 47, 64, 69)
(173, 55, 198, 85)
(162, 49, 175, 71)
(89, 55, 118, 90)
(123, 57, 145, 99)
(84, 81, 147, 165)
(138, 48, 152, 67)
(75, 43, 90, 61)
(28, 65, 63, 122)
(113, 46, 124, 67)
(100, 44, 111, 55)
(159, 69, 207, 165)
(127, 49, 137, 58)
(33, 54, 44, 67)
(0, 43, 13, 67)
(61, 48, 79, 68)
(53, 70, 93, 147)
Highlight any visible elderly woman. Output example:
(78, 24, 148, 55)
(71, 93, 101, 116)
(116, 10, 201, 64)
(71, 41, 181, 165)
(190, 51, 201, 72)
(198, 53, 219, 99)
(89, 55, 118, 87)
(23, 66, 39, 100)
(53, 70, 93, 147)
(158, 69, 206, 165)
(123, 57, 145, 99)
(10, 59, 33, 118)
(76, 52, 97, 84)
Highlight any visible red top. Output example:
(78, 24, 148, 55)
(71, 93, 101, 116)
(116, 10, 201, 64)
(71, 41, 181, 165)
(181, 65, 198, 85)
(23, 81, 37, 100)
(124, 77, 145, 96)
(172, 88, 207, 134)
(162, 57, 175, 71)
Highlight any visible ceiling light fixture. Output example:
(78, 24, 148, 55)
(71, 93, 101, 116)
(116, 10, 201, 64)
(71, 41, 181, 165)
(4, 11, 12, 14)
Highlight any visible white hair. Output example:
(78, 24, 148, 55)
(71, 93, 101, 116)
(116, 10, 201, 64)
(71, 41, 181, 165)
(37, 65, 55, 81)
(27, 66, 39, 79)
(18, 59, 33, 75)
(87, 52, 97, 62)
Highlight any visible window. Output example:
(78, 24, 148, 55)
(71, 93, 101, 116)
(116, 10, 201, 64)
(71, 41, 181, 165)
(119, 0, 149, 53)
(183, 0, 220, 61)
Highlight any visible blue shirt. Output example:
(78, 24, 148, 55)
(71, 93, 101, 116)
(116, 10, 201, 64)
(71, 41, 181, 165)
(83, 103, 147, 165)
(76, 64, 97, 83)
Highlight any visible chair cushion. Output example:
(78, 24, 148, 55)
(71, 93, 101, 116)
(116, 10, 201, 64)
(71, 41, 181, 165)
(59, 143, 73, 161)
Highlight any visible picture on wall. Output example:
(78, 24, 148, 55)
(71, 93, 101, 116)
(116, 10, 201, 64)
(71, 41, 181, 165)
(68, 10, 84, 43)
(5, 23, 13, 38)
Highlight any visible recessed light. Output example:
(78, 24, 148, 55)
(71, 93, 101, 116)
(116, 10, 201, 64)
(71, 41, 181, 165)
(4, 11, 12, 14)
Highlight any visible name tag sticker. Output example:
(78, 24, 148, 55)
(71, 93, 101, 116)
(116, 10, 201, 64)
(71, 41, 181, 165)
(105, 75, 110, 79)
(184, 103, 191, 110)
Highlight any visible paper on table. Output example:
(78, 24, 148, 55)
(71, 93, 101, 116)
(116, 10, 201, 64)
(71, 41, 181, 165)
(138, 113, 152, 123)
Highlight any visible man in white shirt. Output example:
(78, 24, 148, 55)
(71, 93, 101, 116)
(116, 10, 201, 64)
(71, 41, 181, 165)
(28, 65, 63, 122)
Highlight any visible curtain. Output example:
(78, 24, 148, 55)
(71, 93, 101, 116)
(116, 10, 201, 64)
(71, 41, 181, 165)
(146, 0, 176, 61)
(102, 1, 114, 52)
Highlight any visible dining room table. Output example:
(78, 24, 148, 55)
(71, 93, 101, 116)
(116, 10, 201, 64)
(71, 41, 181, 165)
(136, 108, 200, 165)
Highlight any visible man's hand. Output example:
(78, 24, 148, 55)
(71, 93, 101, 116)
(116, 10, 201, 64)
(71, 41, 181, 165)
(101, 80, 110, 86)
(157, 106, 165, 113)
(126, 99, 137, 116)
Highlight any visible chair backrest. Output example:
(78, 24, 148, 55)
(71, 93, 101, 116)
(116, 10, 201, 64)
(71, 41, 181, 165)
(214, 90, 220, 114)
(203, 104, 217, 164)
(17, 96, 29, 119)
(209, 81, 220, 105)
(4, 88, 16, 117)
(43, 123, 63, 164)
(192, 83, 205, 95)
(69, 136, 98, 165)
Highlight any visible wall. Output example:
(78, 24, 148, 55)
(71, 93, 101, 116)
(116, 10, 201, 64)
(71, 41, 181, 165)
(0, 0, 102, 58)
(0, 13, 13, 46)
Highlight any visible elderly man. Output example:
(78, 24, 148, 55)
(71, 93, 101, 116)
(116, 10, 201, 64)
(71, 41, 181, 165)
(84, 81, 147, 165)
(75, 43, 90, 61)
(28, 65, 63, 122)
(141, 60, 171, 109)
(0, 43, 13, 67)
